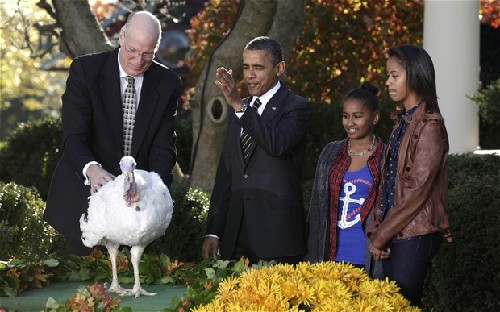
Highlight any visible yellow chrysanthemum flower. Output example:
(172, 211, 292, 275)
(196, 262, 419, 311)
(217, 276, 239, 296)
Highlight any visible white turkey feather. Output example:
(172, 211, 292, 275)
(81, 170, 172, 247)
(79, 156, 174, 297)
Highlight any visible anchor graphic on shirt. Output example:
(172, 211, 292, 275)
(338, 182, 365, 229)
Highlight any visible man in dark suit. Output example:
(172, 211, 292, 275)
(201, 36, 311, 264)
(44, 11, 181, 256)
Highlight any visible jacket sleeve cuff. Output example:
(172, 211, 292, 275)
(82, 161, 101, 185)
(205, 234, 220, 240)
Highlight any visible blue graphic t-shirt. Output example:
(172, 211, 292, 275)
(336, 164, 373, 265)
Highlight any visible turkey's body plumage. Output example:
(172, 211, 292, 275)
(79, 156, 173, 297)
(81, 170, 172, 248)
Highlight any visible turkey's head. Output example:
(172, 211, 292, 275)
(119, 156, 140, 206)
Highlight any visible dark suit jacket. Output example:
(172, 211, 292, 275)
(205, 85, 311, 259)
(44, 48, 181, 242)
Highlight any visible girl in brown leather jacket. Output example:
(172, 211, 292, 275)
(367, 44, 452, 307)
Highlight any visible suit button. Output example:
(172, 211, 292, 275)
(243, 174, 248, 179)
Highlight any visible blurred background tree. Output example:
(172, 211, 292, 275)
(288, 0, 425, 179)
(0, 0, 69, 141)
(186, 0, 500, 170)
(1, 0, 499, 186)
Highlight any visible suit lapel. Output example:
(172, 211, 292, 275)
(261, 85, 287, 123)
(99, 49, 123, 150)
(131, 66, 160, 156)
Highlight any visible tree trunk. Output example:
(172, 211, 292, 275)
(52, 0, 113, 57)
(267, 0, 305, 64)
(189, 0, 305, 192)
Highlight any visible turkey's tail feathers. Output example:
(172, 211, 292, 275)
(80, 213, 103, 248)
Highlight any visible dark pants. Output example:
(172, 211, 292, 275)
(232, 217, 302, 265)
(383, 232, 442, 307)
(65, 237, 93, 257)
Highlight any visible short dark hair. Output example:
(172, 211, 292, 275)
(388, 44, 440, 112)
(343, 81, 379, 112)
(244, 36, 284, 66)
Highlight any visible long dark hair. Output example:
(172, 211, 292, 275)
(388, 44, 440, 113)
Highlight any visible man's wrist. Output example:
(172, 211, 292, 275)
(235, 101, 247, 113)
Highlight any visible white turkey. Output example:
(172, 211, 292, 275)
(80, 156, 173, 297)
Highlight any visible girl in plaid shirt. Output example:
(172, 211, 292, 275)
(305, 82, 385, 278)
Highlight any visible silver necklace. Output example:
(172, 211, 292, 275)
(348, 135, 376, 157)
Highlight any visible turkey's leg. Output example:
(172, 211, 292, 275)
(130, 245, 156, 297)
(106, 243, 128, 295)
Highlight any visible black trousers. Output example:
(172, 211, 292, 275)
(232, 216, 302, 265)
(65, 237, 93, 257)
(383, 232, 442, 307)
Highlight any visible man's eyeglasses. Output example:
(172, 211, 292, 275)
(123, 33, 155, 60)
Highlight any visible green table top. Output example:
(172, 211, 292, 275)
(0, 282, 187, 312)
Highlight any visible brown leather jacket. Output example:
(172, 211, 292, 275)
(368, 104, 452, 249)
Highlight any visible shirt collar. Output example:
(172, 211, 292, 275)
(403, 101, 423, 116)
(401, 101, 424, 123)
(251, 81, 281, 106)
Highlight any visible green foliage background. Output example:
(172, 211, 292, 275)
(0, 182, 63, 260)
(422, 154, 500, 312)
(469, 79, 500, 149)
(0, 117, 62, 200)
(147, 179, 209, 262)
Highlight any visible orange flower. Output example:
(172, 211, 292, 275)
(204, 280, 213, 290)
(6, 268, 20, 278)
(66, 293, 93, 312)
(101, 295, 121, 311)
(107, 255, 129, 271)
(166, 259, 185, 274)
(88, 282, 107, 297)
(89, 248, 105, 260)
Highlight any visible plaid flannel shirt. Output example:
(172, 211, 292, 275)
(327, 137, 383, 261)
